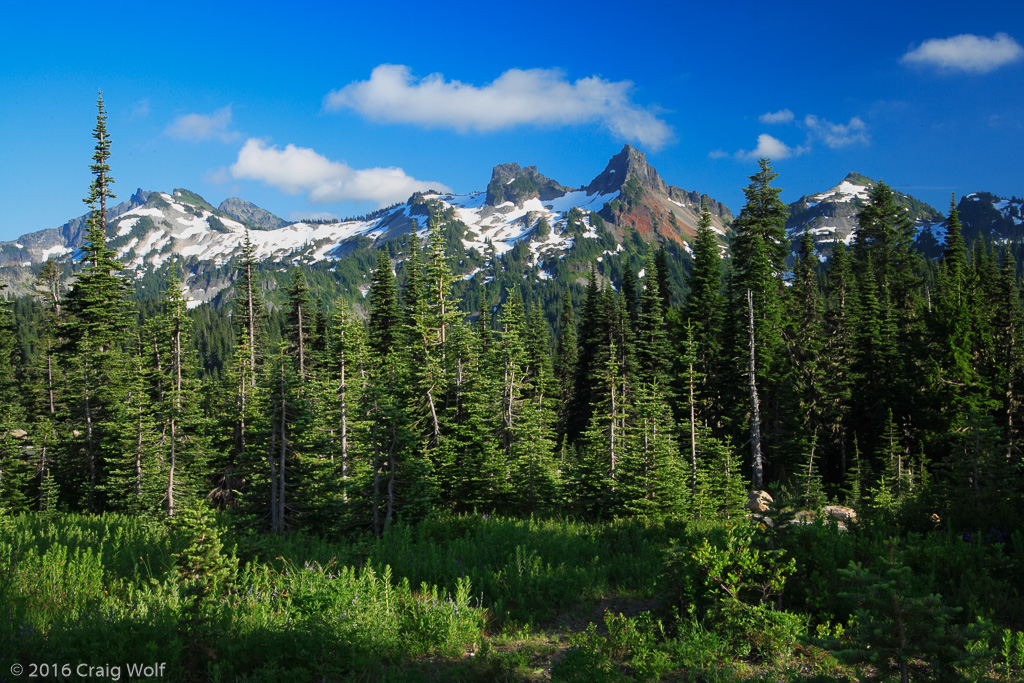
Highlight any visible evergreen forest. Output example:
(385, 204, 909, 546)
(1, 96, 1023, 682)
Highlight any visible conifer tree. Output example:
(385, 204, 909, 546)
(401, 227, 426, 334)
(835, 541, 963, 683)
(424, 207, 461, 362)
(495, 286, 529, 503)
(636, 252, 670, 387)
(156, 269, 212, 516)
(61, 91, 130, 510)
(566, 267, 602, 445)
(654, 246, 672, 312)
(851, 181, 925, 457)
(24, 264, 66, 510)
(822, 242, 856, 480)
(358, 348, 423, 535)
(491, 289, 558, 513)
(0, 282, 20, 421)
(620, 257, 639, 327)
(680, 200, 725, 429)
(619, 378, 682, 516)
(328, 303, 367, 507)
(554, 290, 578, 447)
(724, 159, 790, 484)
(522, 307, 559, 509)
(992, 247, 1023, 458)
(788, 229, 827, 478)
(443, 320, 502, 511)
(104, 338, 160, 512)
(569, 290, 635, 514)
(253, 340, 312, 534)
(217, 229, 264, 508)
(0, 282, 30, 512)
(32, 260, 64, 420)
(368, 251, 401, 357)
(285, 269, 313, 380)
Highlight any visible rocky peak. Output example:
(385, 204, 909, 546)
(484, 163, 569, 207)
(219, 197, 287, 231)
(586, 144, 667, 197)
(59, 188, 152, 246)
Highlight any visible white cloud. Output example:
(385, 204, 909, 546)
(736, 134, 807, 160)
(759, 109, 794, 124)
(165, 106, 240, 142)
(229, 138, 450, 206)
(901, 32, 1024, 73)
(325, 64, 673, 150)
(804, 115, 869, 148)
(712, 134, 806, 161)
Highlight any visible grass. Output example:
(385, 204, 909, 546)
(0, 510, 1019, 681)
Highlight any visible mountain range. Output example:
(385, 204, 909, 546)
(0, 145, 1020, 304)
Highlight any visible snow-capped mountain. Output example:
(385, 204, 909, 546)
(3, 150, 1014, 305)
(786, 172, 944, 256)
(0, 145, 732, 302)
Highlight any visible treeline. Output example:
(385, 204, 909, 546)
(0, 103, 1022, 539)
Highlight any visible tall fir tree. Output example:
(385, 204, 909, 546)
(851, 181, 926, 463)
(788, 229, 827, 478)
(724, 158, 790, 486)
(554, 290, 578, 448)
(821, 241, 857, 481)
(368, 251, 401, 357)
(679, 200, 725, 430)
(285, 269, 313, 380)
(216, 229, 264, 508)
(636, 252, 670, 387)
(0, 281, 30, 512)
(60, 91, 131, 510)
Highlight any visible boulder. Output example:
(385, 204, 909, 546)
(822, 505, 857, 524)
(794, 510, 814, 525)
(746, 490, 774, 513)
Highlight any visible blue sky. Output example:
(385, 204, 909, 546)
(2, 0, 1023, 242)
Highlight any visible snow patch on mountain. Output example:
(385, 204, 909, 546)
(426, 189, 617, 270)
(41, 245, 70, 260)
(811, 180, 871, 203)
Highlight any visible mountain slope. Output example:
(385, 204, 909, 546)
(786, 172, 944, 255)
(958, 192, 1024, 242)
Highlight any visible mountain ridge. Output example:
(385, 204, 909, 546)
(0, 149, 1017, 304)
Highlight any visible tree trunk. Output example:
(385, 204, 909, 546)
(609, 369, 617, 479)
(385, 422, 397, 529)
(246, 261, 257, 389)
(371, 404, 381, 537)
(46, 341, 55, 415)
(83, 346, 96, 492)
(747, 289, 764, 490)
(168, 417, 176, 517)
(135, 406, 144, 499)
(689, 359, 697, 494)
(277, 361, 288, 533)
(268, 415, 280, 534)
(338, 318, 348, 499)
(297, 303, 306, 379)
